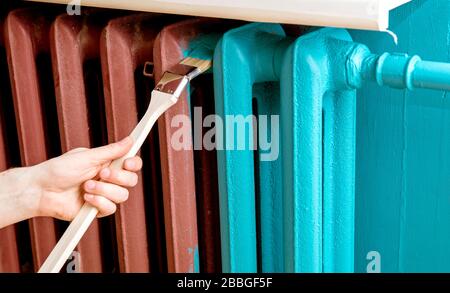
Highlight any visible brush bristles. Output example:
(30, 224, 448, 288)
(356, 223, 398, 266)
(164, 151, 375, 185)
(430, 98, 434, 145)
(181, 57, 212, 74)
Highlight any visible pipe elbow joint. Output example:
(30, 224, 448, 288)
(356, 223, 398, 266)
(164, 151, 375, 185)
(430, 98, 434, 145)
(345, 44, 375, 90)
(346, 47, 424, 91)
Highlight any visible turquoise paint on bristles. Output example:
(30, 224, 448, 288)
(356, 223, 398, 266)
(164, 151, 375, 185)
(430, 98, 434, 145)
(181, 33, 223, 74)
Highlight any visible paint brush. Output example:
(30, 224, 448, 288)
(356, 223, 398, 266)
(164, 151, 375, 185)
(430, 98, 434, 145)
(38, 54, 213, 273)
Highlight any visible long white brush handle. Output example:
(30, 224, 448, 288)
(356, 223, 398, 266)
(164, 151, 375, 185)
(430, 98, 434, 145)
(38, 91, 177, 273)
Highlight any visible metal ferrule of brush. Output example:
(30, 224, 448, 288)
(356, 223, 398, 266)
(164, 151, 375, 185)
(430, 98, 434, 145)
(155, 72, 189, 99)
(155, 63, 202, 98)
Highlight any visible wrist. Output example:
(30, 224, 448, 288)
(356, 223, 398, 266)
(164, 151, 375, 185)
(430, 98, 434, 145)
(20, 166, 43, 219)
(0, 166, 43, 222)
(27, 162, 57, 218)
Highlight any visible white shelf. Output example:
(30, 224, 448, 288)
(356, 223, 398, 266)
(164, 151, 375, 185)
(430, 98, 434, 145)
(27, 0, 411, 31)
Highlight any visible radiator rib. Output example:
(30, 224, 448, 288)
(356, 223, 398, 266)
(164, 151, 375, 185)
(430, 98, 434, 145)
(0, 226, 20, 272)
(100, 14, 172, 273)
(50, 11, 114, 273)
(214, 23, 286, 273)
(280, 28, 356, 273)
(153, 18, 234, 273)
(0, 19, 21, 273)
(4, 8, 61, 272)
(153, 19, 202, 273)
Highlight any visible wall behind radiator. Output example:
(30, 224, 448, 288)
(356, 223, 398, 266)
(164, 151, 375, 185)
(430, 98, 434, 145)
(351, 0, 450, 272)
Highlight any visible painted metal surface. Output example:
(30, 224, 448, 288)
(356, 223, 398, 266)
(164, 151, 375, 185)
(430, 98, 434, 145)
(214, 23, 358, 273)
(4, 8, 61, 272)
(153, 18, 203, 273)
(0, 226, 20, 273)
(153, 18, 235, 273)
(348, 50, 450, 92)
(213, 24, 285, 273)
(214, 21, 450, 273)
(50, 11, 114, 273)
(191, 74, 222, 273)
(283, 28, 357, 273)
(0, 54, 17, 276)
(351, 0, 450, 272)
(0, 18, 21, 274)
(100, 13, 172, 273)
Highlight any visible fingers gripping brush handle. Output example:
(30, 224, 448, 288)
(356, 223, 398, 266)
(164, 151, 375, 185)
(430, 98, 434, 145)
(38, 91, 177, 273)
(39, 56, 210, 273)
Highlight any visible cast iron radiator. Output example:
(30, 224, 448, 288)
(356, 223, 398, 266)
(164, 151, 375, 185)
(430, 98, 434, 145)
(1, 2, 450, 273)
(0, 3, 224, 273)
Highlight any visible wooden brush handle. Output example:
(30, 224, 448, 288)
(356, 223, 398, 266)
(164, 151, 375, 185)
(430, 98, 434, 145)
(38, 91, 177, 273)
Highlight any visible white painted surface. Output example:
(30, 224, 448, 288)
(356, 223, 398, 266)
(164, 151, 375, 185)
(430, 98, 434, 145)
(27, 0, 411, 31)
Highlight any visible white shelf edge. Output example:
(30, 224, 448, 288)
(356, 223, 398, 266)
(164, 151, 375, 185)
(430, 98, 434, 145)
(26, 0, 411, 32)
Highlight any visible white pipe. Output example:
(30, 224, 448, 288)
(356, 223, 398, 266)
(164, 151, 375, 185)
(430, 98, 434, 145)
(27, 0, 410, 31)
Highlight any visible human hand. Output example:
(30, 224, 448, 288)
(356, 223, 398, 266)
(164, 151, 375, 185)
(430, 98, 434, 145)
(31, 136, 142, 221)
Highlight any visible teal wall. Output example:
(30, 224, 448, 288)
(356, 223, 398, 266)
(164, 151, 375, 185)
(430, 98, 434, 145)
(351, 0, 450, 272)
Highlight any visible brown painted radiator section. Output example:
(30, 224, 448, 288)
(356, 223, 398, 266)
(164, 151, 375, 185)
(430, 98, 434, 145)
(49, 11, 115, 273)
(153, 18, 232, 273)
(0, 3, 222, 273)
(153, 19, 200, 273)
(0, 20, 20, 273)
(4, 8, 62, 271)
(100, 14, 177, 273)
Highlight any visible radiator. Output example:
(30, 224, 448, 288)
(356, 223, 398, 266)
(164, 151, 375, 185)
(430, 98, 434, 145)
(214, 23, 450, 273)
(0, 6, 224, 273)
(1, 2, 450, 274)
(214, 23, 356, 273)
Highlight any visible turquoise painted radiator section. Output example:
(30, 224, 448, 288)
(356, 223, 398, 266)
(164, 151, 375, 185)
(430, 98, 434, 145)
(213, 23, 358, 273)
(213, 3, 450, 272)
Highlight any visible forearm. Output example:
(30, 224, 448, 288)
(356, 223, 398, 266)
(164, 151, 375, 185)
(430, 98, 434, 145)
(0, 167, 41, 229)
(0, 138, 139, 227)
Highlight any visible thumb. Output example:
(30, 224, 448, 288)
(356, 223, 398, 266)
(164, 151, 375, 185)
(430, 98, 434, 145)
(85, 136, 133, 165)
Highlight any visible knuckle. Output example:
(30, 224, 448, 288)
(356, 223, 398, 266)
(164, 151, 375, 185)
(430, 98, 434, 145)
(110, 142, 122, 153)
(111, 169, 120, 180)
(108, 142, 119, 151)
(97, 182, 106, 194)
(68, 147, 88, 154)
(114, 170, 126, 183)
